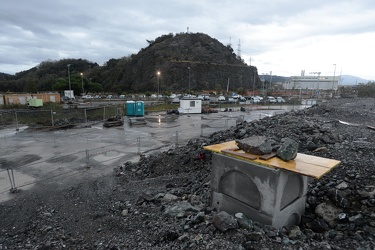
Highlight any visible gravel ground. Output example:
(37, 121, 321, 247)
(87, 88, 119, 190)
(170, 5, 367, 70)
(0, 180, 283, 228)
(1, 97, 375, 249)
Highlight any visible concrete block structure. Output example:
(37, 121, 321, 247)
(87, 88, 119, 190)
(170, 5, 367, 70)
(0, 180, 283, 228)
(204, 140, 340, 229)
(211, 153, 308, 228)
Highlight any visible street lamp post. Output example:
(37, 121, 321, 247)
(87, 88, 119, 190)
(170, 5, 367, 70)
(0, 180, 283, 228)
(67, 64, 71, 98)
(252, 69, 256, 97)
(317, 72, 321, 98)
(269, 71, 273, 92)
(332, 64, 336, 96)
(80, 73, 84, 95)
(157, 71, 160, 101)
(262, 73, 266, 97)
(188, 67, 191, 94)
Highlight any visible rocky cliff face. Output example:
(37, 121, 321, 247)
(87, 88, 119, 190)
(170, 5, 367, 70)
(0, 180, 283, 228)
(121, 32, 259, 92)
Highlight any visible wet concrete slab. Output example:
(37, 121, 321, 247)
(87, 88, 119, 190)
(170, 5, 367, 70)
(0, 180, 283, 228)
(0, 106, 307, 202)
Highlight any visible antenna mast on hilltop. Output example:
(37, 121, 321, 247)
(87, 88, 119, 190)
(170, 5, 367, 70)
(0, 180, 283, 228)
(227, 36, 232, 47)
(237, 39, 241, 58)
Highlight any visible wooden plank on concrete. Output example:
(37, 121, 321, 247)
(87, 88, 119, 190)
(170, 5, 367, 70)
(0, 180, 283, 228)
(221, 149, 257, 160)
(203, 140, 341, 179)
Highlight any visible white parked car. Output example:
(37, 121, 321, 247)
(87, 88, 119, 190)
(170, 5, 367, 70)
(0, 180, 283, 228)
(218, 95, 226, 101)
(266, 96, 277, 103)
(228, 97, 236, 103)
(249, 96, 261, 103)
(172, 97, 180, 103)
(276, 97, 286, 103)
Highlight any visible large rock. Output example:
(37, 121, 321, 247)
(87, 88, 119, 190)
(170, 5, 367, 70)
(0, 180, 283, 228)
(164, 201, 202, 217)
(212, 211, 239, 232)
(327, 189, 350, 208)
(235, 212, 254, 230)
(276, 138, 298, 161)
(314, 202, 343, 227)
(236, 136, 272, 155)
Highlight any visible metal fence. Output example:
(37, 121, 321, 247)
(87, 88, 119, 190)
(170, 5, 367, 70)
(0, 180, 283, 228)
(0, 116, 242, 200)
(0, 105, 122, 128)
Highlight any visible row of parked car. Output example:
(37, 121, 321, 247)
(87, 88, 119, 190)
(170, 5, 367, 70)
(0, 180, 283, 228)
(81, 94, 117, 99)
(75, 93, 286, 104)
(265, 96, 286, 103)
(216, 95, 285, 103)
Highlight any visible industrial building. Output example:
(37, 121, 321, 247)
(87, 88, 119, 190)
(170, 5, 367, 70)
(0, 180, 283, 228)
(282, 74, 340, 92)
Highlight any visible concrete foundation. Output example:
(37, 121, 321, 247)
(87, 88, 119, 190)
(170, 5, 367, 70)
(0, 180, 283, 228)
(211, 153, 309, 228)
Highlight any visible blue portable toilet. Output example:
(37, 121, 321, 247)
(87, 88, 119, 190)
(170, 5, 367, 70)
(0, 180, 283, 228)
(135, 101, 144, 116)
(126, 101, 135, 116)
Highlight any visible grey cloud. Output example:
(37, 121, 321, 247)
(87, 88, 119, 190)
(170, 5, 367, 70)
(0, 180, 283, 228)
(1, 0, 374, 79)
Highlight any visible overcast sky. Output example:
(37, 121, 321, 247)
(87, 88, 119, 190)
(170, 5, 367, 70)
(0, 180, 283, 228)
(1, 0, 374, 80)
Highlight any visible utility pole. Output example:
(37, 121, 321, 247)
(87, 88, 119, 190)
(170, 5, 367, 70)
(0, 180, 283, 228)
(188, 67, 191, 94)
(226, 78, 230, 94)
(67, 64, 71, 98)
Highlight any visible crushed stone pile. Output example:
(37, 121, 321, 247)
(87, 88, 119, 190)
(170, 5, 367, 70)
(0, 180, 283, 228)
(1, 98, 375, 249)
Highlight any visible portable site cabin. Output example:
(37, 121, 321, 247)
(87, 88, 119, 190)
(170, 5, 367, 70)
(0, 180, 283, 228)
(178, 98, 202, 114)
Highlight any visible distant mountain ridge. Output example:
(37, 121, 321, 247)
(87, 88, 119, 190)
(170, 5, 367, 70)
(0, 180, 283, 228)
(340, 75, 371, 85)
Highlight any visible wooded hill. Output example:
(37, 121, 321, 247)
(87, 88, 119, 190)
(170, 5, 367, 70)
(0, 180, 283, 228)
(0, 33, 263, 95)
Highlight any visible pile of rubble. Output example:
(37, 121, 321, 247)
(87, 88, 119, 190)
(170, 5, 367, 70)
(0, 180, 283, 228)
(1, 98, 374, 249)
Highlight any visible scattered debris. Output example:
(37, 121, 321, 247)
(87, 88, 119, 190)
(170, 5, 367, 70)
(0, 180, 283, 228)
(129, 116, 147, 125)
(103, 115, 124, 127)
(202, 107, 218, 113)
(338, 120, 361, 126)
